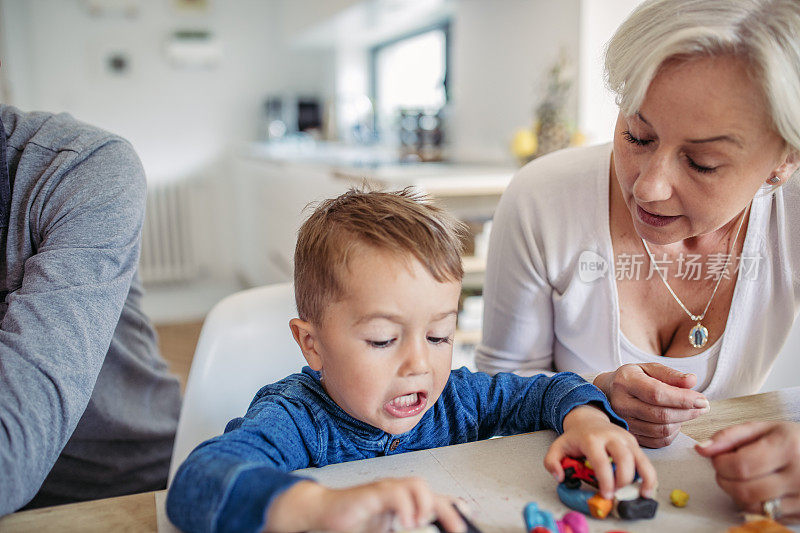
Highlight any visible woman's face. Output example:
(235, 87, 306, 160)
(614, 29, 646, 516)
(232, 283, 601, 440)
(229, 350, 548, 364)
(612, 55, 797, 246)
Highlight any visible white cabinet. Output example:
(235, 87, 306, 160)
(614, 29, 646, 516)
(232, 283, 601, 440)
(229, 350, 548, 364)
(231, 156, 350, 287)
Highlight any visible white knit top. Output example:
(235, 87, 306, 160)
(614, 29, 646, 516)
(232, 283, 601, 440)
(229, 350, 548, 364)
(476, 143, 800, 399)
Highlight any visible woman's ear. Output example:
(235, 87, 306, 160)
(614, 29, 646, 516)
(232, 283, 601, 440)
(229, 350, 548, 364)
(289, 318, 323, 371)
(773, 149, 800, 182)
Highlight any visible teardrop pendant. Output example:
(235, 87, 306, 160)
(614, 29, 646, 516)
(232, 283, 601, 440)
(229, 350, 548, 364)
(689, 322, 709, 348)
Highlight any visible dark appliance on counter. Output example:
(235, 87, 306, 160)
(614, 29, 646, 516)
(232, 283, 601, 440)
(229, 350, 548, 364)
(263, 95, 322, 140)
(398, 108, 444, 162)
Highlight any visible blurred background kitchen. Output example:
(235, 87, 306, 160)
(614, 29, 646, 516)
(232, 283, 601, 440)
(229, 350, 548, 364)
(1, 0, 795, 391)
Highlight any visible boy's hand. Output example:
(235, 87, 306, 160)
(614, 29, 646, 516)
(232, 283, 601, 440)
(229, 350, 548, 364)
(544, 405, 657, 500)
(266, 478, 467, 532)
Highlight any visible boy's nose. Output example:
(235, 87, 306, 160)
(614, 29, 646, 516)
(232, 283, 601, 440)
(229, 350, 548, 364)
(399, 342, 431, 376)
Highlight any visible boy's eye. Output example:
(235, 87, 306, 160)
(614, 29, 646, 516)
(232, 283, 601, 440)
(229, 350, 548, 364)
(367, 339, 396, 349)
(427, 336, 452, 345)
(621, 130, 652, 146)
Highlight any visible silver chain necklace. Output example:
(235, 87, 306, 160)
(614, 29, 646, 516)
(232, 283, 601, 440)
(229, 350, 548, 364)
(640, 203, 750, 348)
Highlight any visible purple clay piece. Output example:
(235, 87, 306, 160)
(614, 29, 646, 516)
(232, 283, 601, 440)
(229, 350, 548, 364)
(558, 511, 588, 533)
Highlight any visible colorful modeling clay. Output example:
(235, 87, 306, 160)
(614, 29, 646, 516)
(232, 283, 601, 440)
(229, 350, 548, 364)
(561, 457, 598, 489)
(558, 511, 588, 533)
(726, 518, 793, 532)
(557, 456, 657, 521)
(587, 493, 613, 519)
(670, 488, 689, 507)
(523, 503, 588, 533)
(523, 502, 558, 533)
(615, 497, 658, 519)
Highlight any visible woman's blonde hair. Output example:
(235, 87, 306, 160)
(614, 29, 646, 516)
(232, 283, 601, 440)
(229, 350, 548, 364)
(605, 0, 800, 156)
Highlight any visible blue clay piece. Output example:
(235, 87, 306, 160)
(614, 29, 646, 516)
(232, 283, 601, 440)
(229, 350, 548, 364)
(556, 482, 595, 515)
(523, 502, 558, 533)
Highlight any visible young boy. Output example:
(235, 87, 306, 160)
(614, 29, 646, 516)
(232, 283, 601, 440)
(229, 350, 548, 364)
(167, 189, 656, 533)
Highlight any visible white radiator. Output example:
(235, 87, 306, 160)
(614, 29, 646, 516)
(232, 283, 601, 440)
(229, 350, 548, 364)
(140, 180, 199, 284)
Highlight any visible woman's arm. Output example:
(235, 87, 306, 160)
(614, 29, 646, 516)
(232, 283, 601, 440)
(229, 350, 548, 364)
(475, 174, 556, 376)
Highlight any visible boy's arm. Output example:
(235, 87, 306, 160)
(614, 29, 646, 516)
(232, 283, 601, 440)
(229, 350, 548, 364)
(459, 369, 656, 500)
(166, 401, 468, 533)
(166, 400, 317, 533)
(455, 369, 625, 438)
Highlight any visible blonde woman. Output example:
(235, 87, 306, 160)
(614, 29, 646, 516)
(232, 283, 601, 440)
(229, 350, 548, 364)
(477, 0, 800, 520)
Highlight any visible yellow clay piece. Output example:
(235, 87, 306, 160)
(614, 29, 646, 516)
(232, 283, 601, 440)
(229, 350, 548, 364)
(670, 489, 689, 507)
(583, 457, 613, 469)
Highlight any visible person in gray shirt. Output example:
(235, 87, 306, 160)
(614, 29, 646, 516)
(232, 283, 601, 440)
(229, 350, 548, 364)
(0, 104, 182, 514)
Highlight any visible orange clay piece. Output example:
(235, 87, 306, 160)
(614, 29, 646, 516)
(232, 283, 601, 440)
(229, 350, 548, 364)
(587, 493, 613, 519)
(727, 519, 792, 533)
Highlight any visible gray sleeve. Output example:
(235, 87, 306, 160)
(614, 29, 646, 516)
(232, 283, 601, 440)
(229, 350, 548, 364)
(0, 139, 146, 513)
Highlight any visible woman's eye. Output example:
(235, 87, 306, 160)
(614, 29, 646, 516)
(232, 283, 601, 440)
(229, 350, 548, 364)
(622, 130, 652, 146)
(367, 339, 396, 349)
(686, 156, 717, 174)
(427, 336, 452, 345)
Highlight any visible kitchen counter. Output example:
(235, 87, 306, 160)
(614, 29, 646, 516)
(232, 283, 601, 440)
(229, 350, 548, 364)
(243, 140, 517, 197)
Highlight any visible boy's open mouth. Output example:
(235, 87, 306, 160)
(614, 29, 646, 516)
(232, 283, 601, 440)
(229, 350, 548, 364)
(384, 391, 427, 418)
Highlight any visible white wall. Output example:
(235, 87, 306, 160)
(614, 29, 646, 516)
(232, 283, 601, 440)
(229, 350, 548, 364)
(0, 0, 33, 106)
(578, 0, 642, 145)
(5, 0, 331, 184)
(447, 0, 581, 163)
(0, 0, 335, 282)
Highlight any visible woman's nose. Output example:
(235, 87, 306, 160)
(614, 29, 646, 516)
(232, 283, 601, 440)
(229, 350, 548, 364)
(633, 151, 674, 203)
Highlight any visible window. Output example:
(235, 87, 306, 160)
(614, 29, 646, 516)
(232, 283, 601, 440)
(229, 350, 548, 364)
(371, 24, 449, 135)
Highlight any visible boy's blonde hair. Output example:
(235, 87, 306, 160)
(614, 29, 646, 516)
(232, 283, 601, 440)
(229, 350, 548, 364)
(294, 188, 467, 325)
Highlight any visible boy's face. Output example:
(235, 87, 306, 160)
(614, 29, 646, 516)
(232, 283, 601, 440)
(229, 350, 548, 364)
(292, 246, 461, 435)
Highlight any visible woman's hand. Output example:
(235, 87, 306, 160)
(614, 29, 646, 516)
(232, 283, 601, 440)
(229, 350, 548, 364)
(695, 421, 800, 522)
(544, 405, 657, 500)
(266, 478, 467, 532)
(593, 363, 710, 448)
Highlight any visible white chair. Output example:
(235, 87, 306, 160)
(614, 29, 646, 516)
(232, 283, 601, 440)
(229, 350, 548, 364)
(168, 282, 305, 483)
